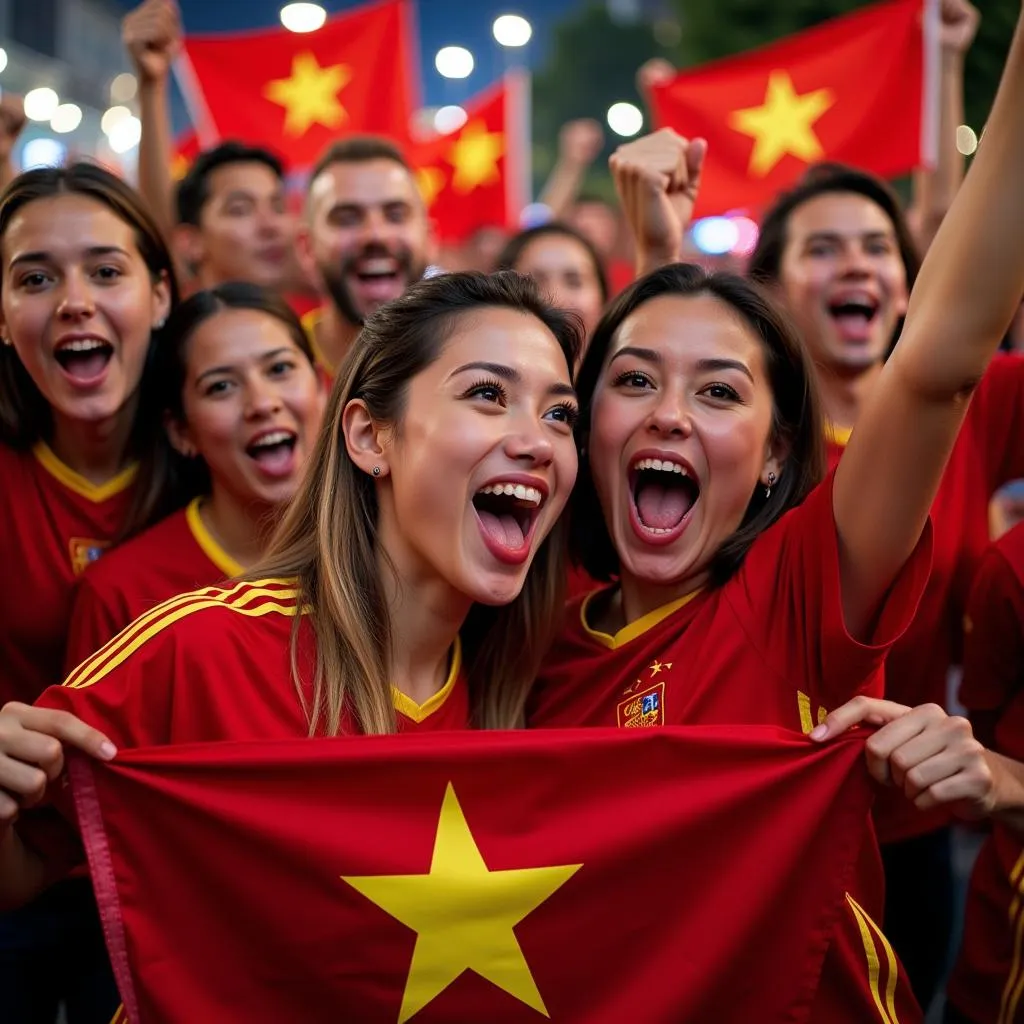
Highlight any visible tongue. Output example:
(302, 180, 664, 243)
(354, 275, 401, 303)
(636, 480, 691, 531)
(832, 312, 872, 342)
(250, 443, 294, 475)
(477, 509, 526, 550)
(60, 350, 110, 381)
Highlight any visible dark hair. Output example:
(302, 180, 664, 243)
(155, 281, 318, 504)
(309, 136, 411, 188)
(0, 162, 182, 538)
(496, 222, 610, 305)
(748, 163, 921, 293)
(572, 263, 825, 587)
(257, 270, 583, 735)
(175, 142, 285, 226)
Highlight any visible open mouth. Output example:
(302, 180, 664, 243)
(472, 481, 545, 565)
(245, 429, 298, 476)
(630, 457, 700, 539)
(350, 257, 404, 301)
(54, 338, 113, 383)
(827, 298, 879, 341)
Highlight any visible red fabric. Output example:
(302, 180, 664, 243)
(650, 0, 928, 217)
(528, 472, 929, 1022)
(826, 355, 1024, 842)
(180, 0, 418, 169)
(71, 726, 874, 1023)
(64, 503, 238, 675)
(170, 129, 199, 181)
(410, 73, 529, 245)
(0, 443, 135, 706)
(945, 521, 1024, 1023)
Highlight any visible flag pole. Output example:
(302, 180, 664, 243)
(171, 53, 220, 151)
(920, 0, 941, 170)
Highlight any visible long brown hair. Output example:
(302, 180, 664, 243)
(0, 162, 182, 537)
(572, 262, 825, 587)
(254, 270, 582, 736)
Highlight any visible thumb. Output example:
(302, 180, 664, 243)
(686, 138, 708, 189)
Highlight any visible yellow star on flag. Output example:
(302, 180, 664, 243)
(263, 52, 352, 137)
(449, 121, 504, 194)
(728, 70, 835, 177)
(416, 166, 447, 207)
(342, 783, 582, 1023)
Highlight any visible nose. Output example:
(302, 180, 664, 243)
(502, 414, 555, 466)
(646, 386, 692, 438)
(839, 244, 873, 278)
(56, 272, 96, 320)
(243, 376, 283, 419)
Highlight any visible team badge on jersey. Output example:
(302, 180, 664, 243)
(617, 682, 665, 728)
(69, 537, 110, 575)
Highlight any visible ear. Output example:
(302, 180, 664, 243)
(342, 397, 390, 479)
(294, 223, 324, 294)
(173, 223, 206, 278)
(151, 270, 172, 330)
(760, 433, 789, 489)
(164, 411, 197, 459)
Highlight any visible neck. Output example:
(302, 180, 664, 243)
(200, 485, 278, 570)
(49, 401, 137, 484)
(317, 304, 360, 373)
(816, 361, 884, 430)
(379, 550, 469, 707)
(616, 568, 708, 630)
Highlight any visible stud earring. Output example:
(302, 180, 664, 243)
(372, 466, 381, 477)
(154, 318, 166, 330)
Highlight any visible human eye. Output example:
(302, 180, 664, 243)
(544, 401, 579, 429)
(699, 382, 741, 402)
(17, 270, 50, 290)
(203, 379, 233, 398)
(267, 359, 296, 377)
(611, 369, 655, 390)
(462, 378, 509, 406)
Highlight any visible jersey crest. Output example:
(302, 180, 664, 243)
(69, 537, 110, 575)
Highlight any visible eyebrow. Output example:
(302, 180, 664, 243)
(609, 347, 753, 382)
(450, 360, 577, 399)
(9, 245, 131, 269)
(803, 229, 894, 245)
(195, 347, 293, 385)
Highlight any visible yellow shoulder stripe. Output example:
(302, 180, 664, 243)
(846, 893, 901, 1024)
(998, 849, 1024, 1023)
(64, 579, 302, 692)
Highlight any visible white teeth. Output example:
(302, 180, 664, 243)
(357, 259, 398, 275)
(478, 482, 543, 506)
(57, 339, 108, 353)
(633, 457, 687, 475)
(250, 430, 293, 448)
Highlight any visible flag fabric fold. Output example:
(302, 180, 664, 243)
(176, 0, 417, 168)
(650, 0, 935, 216)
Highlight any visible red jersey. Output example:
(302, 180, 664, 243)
(528, 473, 930, 1024)
(0, 442, 135, 708)
(946, 522, 1024, 1024)
(826, 354, 1024, 843)
(65, 499, 244, 673)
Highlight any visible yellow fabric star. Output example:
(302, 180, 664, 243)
(342, 783, 582, 1023)
(416, 166, 447, 207)
(728, 70, 835, 177)
(449, 121, 504, 194)
(263, 52, 351, 137)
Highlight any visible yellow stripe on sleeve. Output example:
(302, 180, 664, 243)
(999, 851, 1024, 1024)
(846, 893, 896, 1024)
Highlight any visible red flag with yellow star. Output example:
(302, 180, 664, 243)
(176, 0, 417, 169)
(170, 130, 200, 182)
(410, 71, 529, 244)
(650, 0, 937, 216)
(72, 726, 875, 1022)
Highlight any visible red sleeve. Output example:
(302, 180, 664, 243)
(971, 354, 1024, 489)
(730, 471, 933, 713)
(64, 570, 132, 676)
(959, 545, 1024, 714)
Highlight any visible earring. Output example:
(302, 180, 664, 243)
(765, 471, 776, 499)
(372, 466, 381, 476)
(154, 318, 166, 330)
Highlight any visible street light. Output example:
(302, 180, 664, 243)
(24, 88, 59, 122)
(51, 103, 83, 134)
(607, 101, 643, 138)
(492, 15, 532, 47)
(280, 3, 326, 33)
(435, 46, 474, 80)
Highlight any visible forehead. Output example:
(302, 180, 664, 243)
(519, 233, 592, 271)
(186, 307, 298, 367)
(786, 191, 896, 240)
(4, 193, 136, 260)
(309, 159, 419, 213)
(611, 293, 765, 365)
(205, 161, 282, 200)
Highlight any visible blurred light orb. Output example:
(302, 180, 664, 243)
(607, 101, 643, 138)
(435, 46, 474, 80)
(22, 138, 66, 170)
(692, 217, 739, 256)
(434, 105, 468, 134)
(110, 72, 138, 103)
(24, 88, 59, 122)
(493, 15, 532, 47)
(956, 124, 978, 156)
(280, 3, 326, 33)
(51, 103, 83, 134)
(108, 115, 142, 154)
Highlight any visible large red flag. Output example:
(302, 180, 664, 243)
(410, 71, 530, 245)
(176, 0, 418, 169)
(650, 0, 938, 216)
(73, 726, 873, 1023)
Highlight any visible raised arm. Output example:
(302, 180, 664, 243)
(123, 0, 182, 241)
(0, 95, 26, 193)
(538, 119, 606, 220)
(834, 7, 1024, 637)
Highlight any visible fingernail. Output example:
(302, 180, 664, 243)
(98, 741, 117, 761)
(809, 724, 828, 741)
